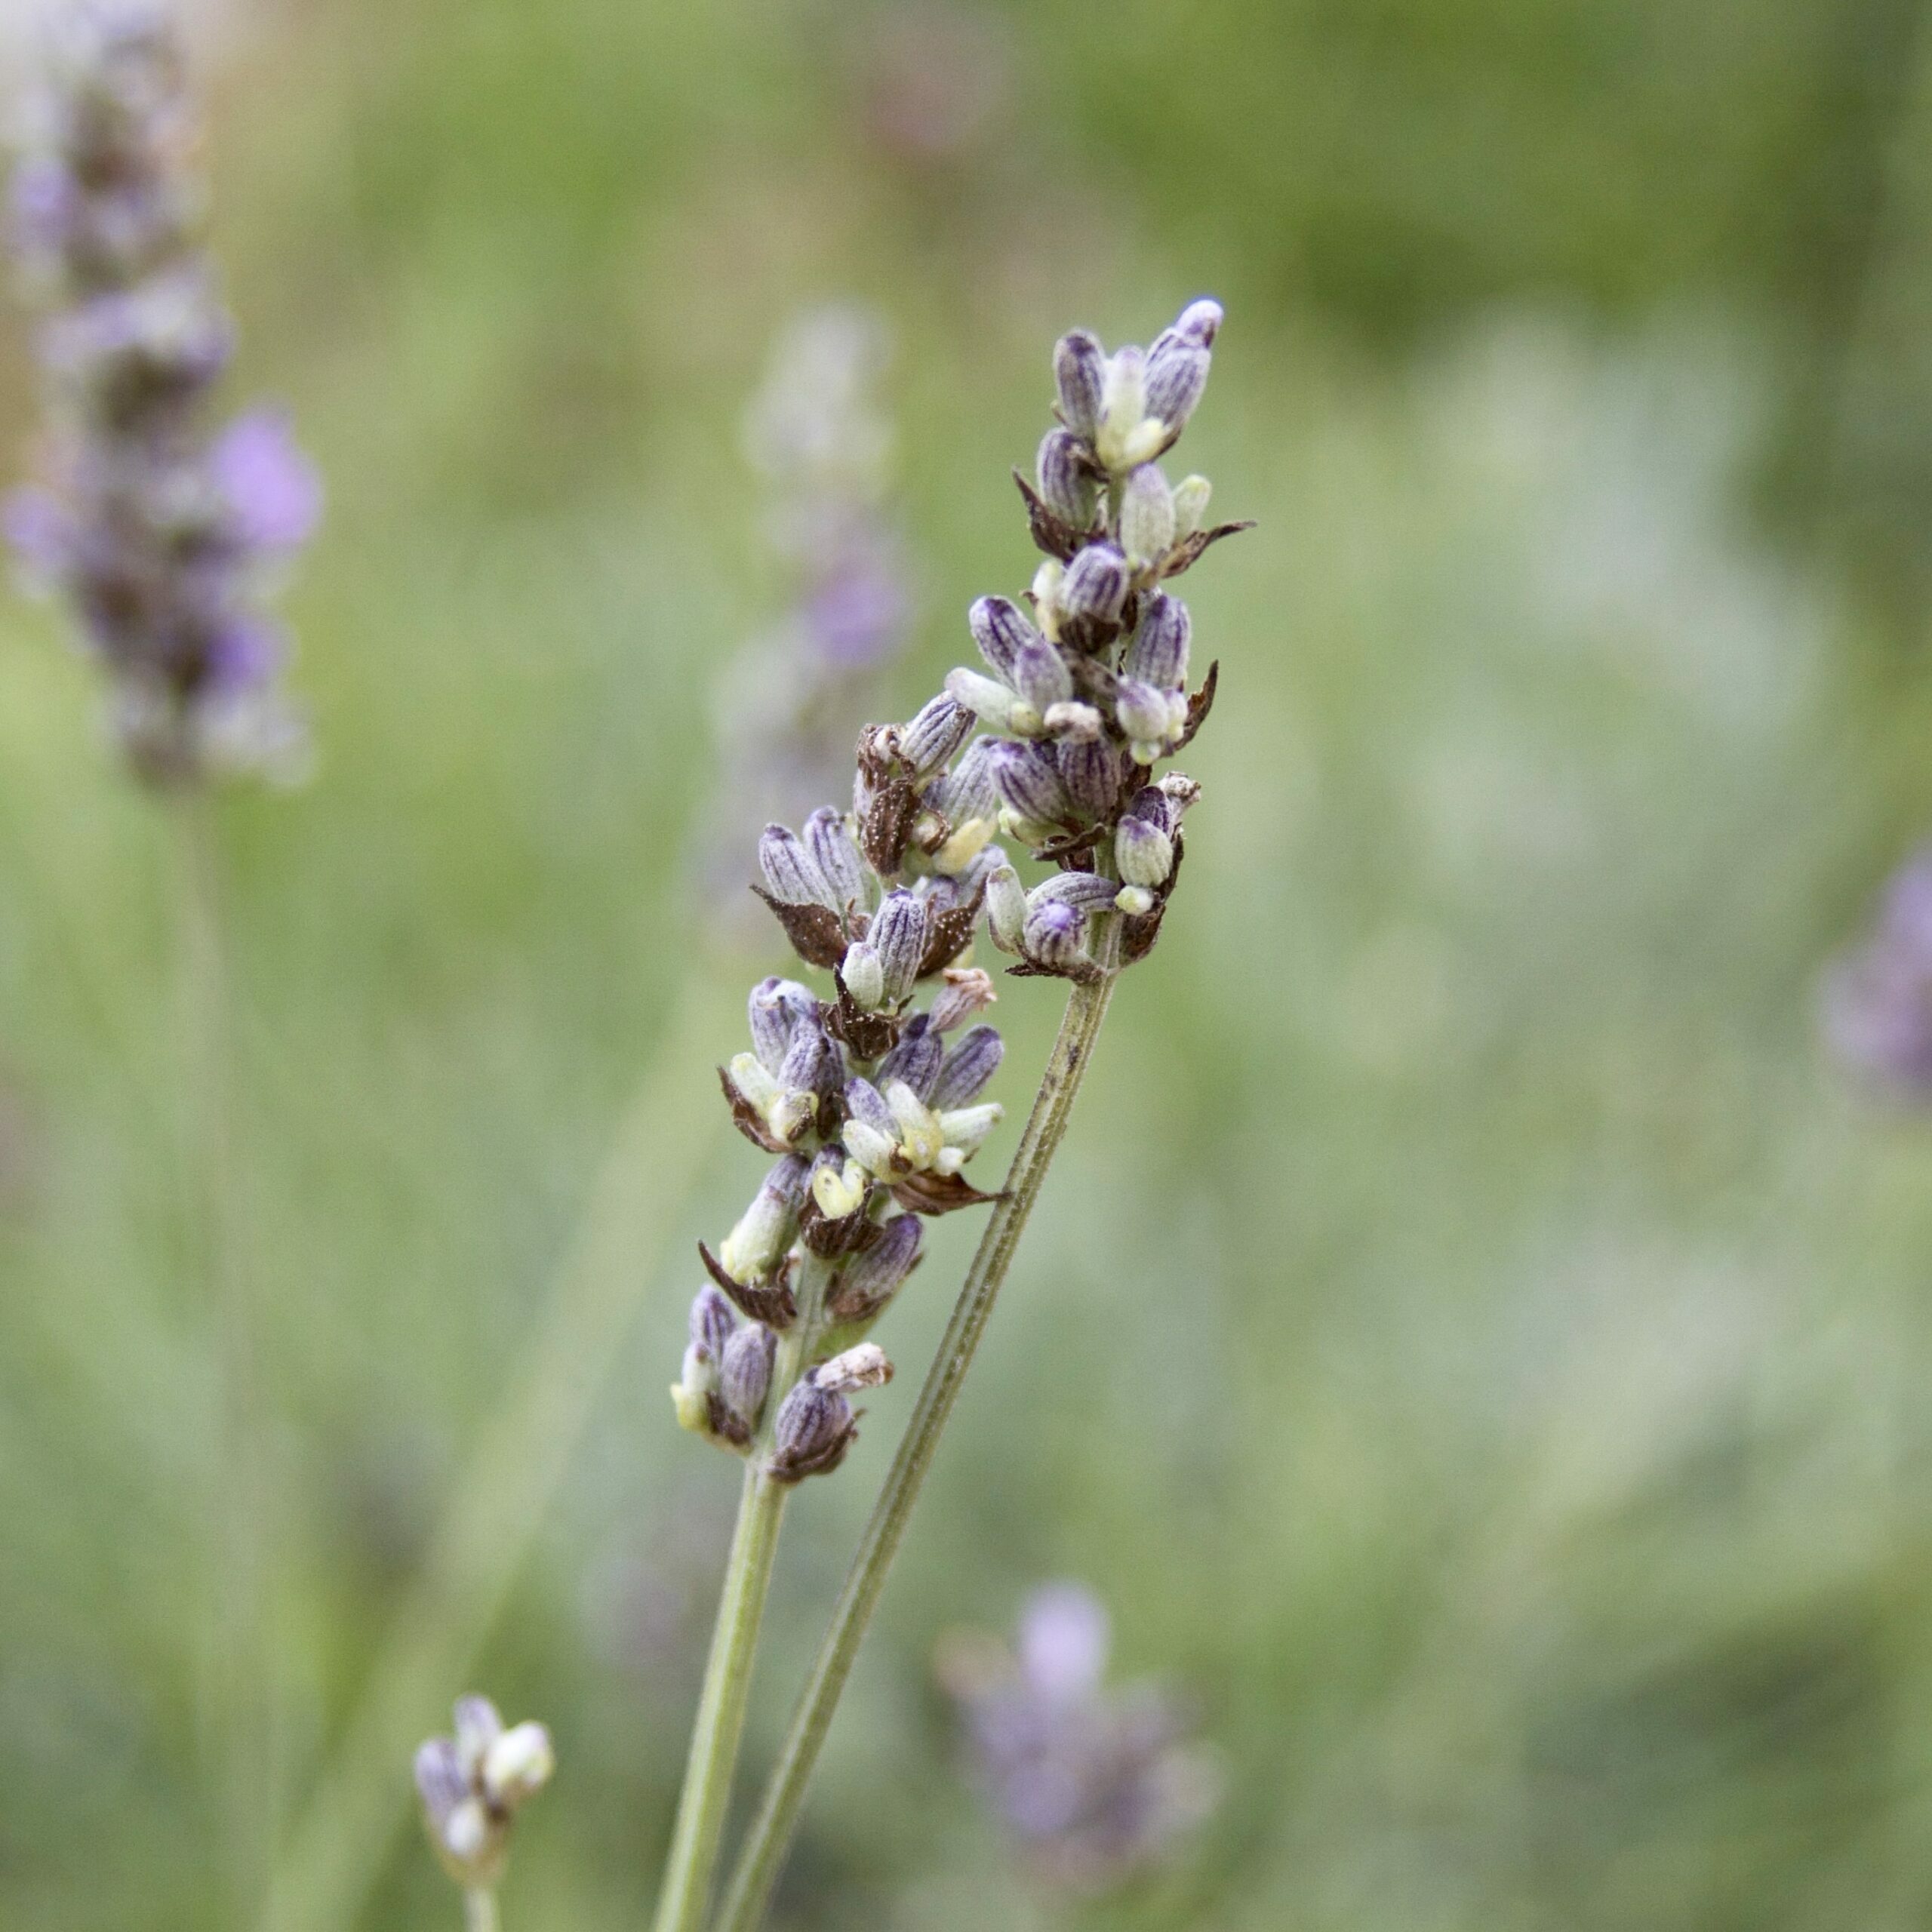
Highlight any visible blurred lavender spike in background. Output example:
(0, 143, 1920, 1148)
(937, 1582, 1221, 1896)
(699, 304, 916, 924)
(6, 0, 320, 786)
(1822, 846, 1932, 1097)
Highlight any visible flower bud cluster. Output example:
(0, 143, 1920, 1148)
(414, 1694, 555, 1892)
(937, 1584, 1220, 1895)
(6, 4, 320, 786)
(673, 692, 1013, 1482)
(946, 300, 1241, 982)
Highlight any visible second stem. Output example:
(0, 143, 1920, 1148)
(712, 932, 1121, 1932)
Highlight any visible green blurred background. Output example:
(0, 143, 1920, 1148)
(14, 0, 1932, 1926)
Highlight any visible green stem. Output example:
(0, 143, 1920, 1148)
(712, 933, 1121, 1932)
(463, 1886, 500, 1932)
(176, 795, 275, 1929)
(650, 1251, 838, 1932)
(263, 968, 734, 1932)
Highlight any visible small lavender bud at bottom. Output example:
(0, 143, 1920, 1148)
(481, 1722, 555, 1807)
(814, 1342, 894, 1393)
(988, 737, 1073, 829)
(453, 1696, 503, 1776)
(836, 1211, 922, 1314)
(970, 595, 1039, 681)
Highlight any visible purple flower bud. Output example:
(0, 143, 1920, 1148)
(928, 736, 998, 823)
(1124, 593, 1190, 689)
(1144, 340, 1209, 431)
(211, 409, 322, 554)
(834, 1211, 922, 1318)
(1023, 899, 1084, 968)
(720, 1321, 777, 1426)
(1030, 872, 1121, 915)
(749, 976, 817, 1073)
(769, 1380, 854, 1475)
(1172, 298, 1223, 349)
(1124, 785, 1175, 835)
(804, 807, 869, 915)
(844, 1075, 899, 1139)
(777, 1014, 844, 1098)
(204, 617, 286, 697)
(759, 823, 831, 907)
(1053, 329, 1106, 440)
(1060, 543, 1128, 624)
(414, 1737, 469, 1824)
(970, 595, 1037, 682)
(931, 1025, 1003, 1108)
(1119, 464, 1175, 566)
(1115, 678, 1172, 745)
(1037, 427, 1097, 528)
(1057, 736, 1124, 819)
(900, 692, 974, 776)
(1009, 635, 1073, 715)
(870, 888, 929, 1001)
(986, 738, 1072, 829)
(688, 1286, 737, 1362)
(1018, 1582, 1111, 1705)
(1115, 814, 1174, 889)
(876, 1011, 942, 1100)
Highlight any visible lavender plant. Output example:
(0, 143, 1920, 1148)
(8, 1, 319, 784)
(654, 297, 1242, 1932)
(415, 1697, 556, 1932)
(937, 1584, 1221, 1895)
(4, 11, 318, 1926)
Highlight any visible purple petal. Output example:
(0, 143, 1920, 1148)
(205, 617, 288, 694)
(5, 487, 73, 577)
(1017, 1583, 1109, 1706)
(212, 409, 322, 553)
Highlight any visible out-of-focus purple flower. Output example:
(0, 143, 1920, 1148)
(1823, 848, 1932, 1096)
(7, 4, 319, 786)
(698, 304, 916, 923)
(211, 411, 324, 554)
(938, 1582, 1221, 1895)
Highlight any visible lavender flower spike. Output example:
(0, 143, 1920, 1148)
(938, 1584, 1220, 1896)
(414, 1694, 555, 1894)
(8, 4, 320, 786)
